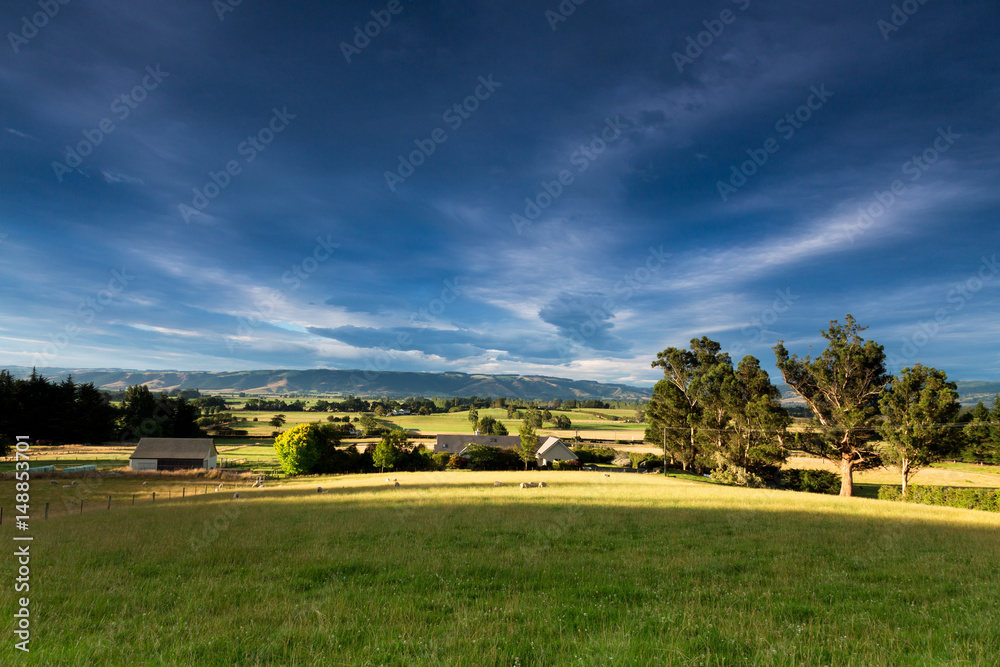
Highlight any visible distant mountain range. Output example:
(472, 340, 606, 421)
(4, 367, 997, 406)
(3, 367, 651, 402)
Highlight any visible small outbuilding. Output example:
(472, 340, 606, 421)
(535, 437, 578, 467)
(129, 438, 218, 471)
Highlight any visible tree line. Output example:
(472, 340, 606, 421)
(0, 371, 205, 453)
(645, 315, 1000, 496)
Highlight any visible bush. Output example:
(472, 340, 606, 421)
(571, 446, 618, 464)
(463, 444, 521, 471)
(447, 454, 468, 469)
(878, 485, 902, 501)
(628, 452, 664, 469)
(780, 469, 840, 495)
(878, 485, 1000, 512)
(711, 465, 765, 488)
(554, 459, 583, 470)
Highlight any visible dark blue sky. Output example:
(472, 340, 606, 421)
(1, 0, 997, 385)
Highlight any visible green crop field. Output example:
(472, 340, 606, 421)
(2, 470, 999, 665)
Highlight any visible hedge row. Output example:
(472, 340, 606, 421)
(878, 485, 1000, 512)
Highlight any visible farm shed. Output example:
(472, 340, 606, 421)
(129, 438, 218, 471)
(535, 437, 578, 467)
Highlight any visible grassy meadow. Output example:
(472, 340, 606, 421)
(2, 471, 999, 665)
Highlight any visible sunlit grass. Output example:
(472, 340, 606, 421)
(1, 471, 999, 665)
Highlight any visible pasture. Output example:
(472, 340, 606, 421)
(1, 471, 999, 665)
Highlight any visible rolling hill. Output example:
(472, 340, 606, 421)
(3, 367, 651, 401)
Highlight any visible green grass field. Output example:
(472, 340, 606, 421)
(2, 471, 999, 665)
(218, 407, 647, 441)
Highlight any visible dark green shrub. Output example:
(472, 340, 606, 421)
(780, 469, 840, 495)
(463, 444, 521, 471)
(447, 454, 468, 469)
(881, 485, 1000, 512)
(571, 446, 618, 464)
(628, 452, 664, 468)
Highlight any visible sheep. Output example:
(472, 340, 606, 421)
(604, 473, 611, 478)
(539, 482, 548, 488)
(317, 486, 324, 493)
(394, 481, 400, 487)
(520, 482, 528, 489)
(493, 481, 504, 487)
(142, 481, 148, 485)
(233, 492, 240, 499)
(71, 480, 78, 486)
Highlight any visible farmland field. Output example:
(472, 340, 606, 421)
(2, 471, 999, 665)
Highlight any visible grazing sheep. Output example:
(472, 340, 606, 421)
(317, 486, 324, 493)
(63, 485, 71, 488)
(142, 481, 148, 485)
(50, 481, 58, 485)
(394, 481, 400, 487)
(233, 492, 240, 499)
(520, 482, 528, 489)
(71, 480, 78, 486)
(539, 482, 548, 488)
(393, 478, 397, 482)
(493, 481, 504, 487)
(604, 473, 611, 478)
(386, 477, 392, 482)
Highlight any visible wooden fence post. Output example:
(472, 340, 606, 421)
(152, 492, 156, 503)
(79, 500, 83, 514)
(132, 494, 135, 505)
(45, 503, 49, 519)
(107, 495, 111, 510)
(182, 487, 185, 498)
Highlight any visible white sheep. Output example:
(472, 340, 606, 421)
(604, 473, 611, 478)
(520, 482, 528, 489)
(233, 492, 240, 499)
(539, 482, 548, 488)
(493, 481, 504, 487)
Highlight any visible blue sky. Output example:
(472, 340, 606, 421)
(1, 0, 997, 386)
